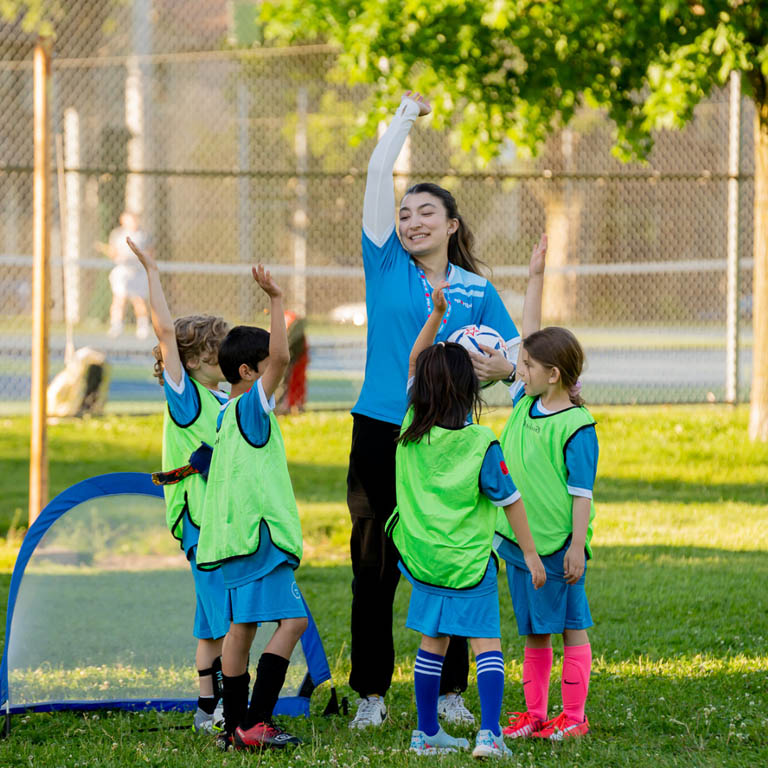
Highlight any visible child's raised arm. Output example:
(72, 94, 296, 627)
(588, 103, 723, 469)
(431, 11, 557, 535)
(521, 233, 547, 342)
(504, 498, 547, 589)
(252, 264, 290, 400)
(408, 281, 449, 378)
(471, 234, 547, 382)
(127, 237, 183, 386)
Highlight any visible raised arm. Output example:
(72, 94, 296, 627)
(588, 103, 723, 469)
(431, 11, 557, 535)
(408, 282, 449, 378)
(127, 237, 183, 385)
(521, 233, 547, 342)
(363, 93, 431, 246)
(471, 234, 547, 382)
(252, 265, 290, 400)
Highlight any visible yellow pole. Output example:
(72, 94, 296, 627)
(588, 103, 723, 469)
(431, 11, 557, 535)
(29, 39, 51, 525)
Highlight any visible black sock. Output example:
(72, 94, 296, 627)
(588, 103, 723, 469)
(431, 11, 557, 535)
(243, 653, 290, 729)
(197, 695, 216, 714)
(222, 672, 250, 736)
(198, 656, 223, 704)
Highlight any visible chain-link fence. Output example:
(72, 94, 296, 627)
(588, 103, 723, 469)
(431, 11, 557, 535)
(0, 1, 754, 412)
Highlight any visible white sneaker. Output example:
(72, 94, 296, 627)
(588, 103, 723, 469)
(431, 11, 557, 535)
(136, 318, 150, 339)
(192, 705, 223, 734)
(438, 693, 475, 725)
(410, 726, 470, 755)
(349, 695, 387, 730)
(472, 729, 512, 759)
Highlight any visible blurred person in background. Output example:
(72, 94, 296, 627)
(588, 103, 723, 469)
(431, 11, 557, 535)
(108, 211, 151, 339)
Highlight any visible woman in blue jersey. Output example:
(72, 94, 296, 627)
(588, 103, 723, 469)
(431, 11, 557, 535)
(347, 92, 521, 729)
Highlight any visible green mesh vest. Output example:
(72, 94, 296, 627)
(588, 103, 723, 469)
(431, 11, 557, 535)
(385, 411, 499, 590)
(196, 394, 302, 570)
(496, 396, 596, 557)
(162, 376, 222, 543)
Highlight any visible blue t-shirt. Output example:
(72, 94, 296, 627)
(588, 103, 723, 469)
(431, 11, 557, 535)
(509, 381, 598, 498)
(354, 228, 520, 425)
(216, 380, 297, 587)
(164, 369, 228, 554)
(163, 368, 228, 428)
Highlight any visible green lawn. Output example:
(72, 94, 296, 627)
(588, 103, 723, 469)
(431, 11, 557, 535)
(1, 405, 767, 766)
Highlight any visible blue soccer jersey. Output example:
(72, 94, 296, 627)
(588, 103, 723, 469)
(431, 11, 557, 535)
(354, 228, 520, 426)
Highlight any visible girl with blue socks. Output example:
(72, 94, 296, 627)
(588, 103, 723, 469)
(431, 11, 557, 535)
(385, 283, 546, 757)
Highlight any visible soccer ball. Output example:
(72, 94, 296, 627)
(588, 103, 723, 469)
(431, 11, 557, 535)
(446, 324, 511, 388)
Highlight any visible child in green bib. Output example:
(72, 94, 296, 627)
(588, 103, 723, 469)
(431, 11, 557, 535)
(474, 240, 598, 742)
(386, 282, 545, 758)
(196, 266, 307, 752)
(130, 237, 230, 735)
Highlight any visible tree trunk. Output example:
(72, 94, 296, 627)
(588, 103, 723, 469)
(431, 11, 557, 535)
(542, 194, 581, 324)
(749, 106, 768, 441)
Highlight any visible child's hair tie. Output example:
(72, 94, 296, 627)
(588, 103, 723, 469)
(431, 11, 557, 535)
(569, 379, 582, 398)
(436, 341, 445, 347)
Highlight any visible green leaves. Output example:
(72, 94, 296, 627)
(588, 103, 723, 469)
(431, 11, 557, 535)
(262, 2, 768, 162)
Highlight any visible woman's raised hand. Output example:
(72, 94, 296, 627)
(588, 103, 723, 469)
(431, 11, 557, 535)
(404, 90, 432, 117)
(530, 233, 547, 278)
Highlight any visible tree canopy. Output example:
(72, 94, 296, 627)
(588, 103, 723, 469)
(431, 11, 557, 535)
(261, 1, 768, 161)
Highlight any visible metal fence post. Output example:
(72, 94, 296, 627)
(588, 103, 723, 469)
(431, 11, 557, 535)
(29, 39, 51, 524)
(725, 71, 742, 404)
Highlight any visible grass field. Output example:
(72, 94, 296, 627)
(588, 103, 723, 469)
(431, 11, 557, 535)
(1, 405, 767, 766)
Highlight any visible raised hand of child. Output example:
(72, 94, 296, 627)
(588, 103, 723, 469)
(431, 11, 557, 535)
(404, 90, 432, 117)
(529, 233, 547, 277)
(524, 551, 547, 590)
(432, 280, 449, 314)
(127, 237, 157, 272)
(563, 543, 585, 585)
(252, 264, 283, 300)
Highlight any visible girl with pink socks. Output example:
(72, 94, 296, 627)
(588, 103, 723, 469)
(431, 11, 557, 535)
(472, 244, 597, 741)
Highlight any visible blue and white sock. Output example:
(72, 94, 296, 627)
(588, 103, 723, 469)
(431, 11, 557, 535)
(414, 649, 445, 737)
(476, 650, 505, 737)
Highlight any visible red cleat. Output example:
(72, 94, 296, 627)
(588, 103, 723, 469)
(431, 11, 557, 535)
(532, 712, 590, 740)
(502, 711, 544, 738)
(234, 721, 302, 750)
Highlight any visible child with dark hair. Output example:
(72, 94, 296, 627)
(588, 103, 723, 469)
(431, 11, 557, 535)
(130, 238, 229, 734)
(196, 266, 307, 751)
(385, 282, 545, 758)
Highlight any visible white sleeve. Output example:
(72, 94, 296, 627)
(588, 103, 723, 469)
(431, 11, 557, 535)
(362, 97, 422, 247)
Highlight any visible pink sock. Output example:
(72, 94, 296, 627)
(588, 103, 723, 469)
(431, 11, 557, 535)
(522, 646, 553, 721)
(562, 643, 591, 722)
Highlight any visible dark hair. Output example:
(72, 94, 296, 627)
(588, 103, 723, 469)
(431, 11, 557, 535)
(399, 342, 482, 445)
(523, 327, 585, 406)
(404, 182, 487, 276)
(152, 314, 229, 384)
(218, 325, 270, 385)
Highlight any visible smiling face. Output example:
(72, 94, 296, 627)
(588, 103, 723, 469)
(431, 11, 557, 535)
(518, 346, 559, 397)
(398, 191, 458, 257)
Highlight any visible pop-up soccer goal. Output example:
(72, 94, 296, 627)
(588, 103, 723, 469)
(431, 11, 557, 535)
(0, 473, 335, 734)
